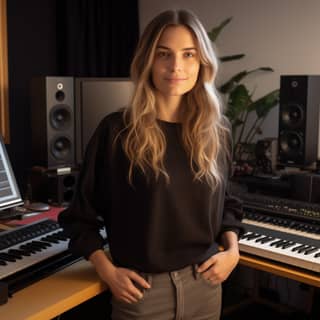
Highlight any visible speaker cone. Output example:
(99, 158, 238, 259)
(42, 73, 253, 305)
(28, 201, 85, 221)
(50, 105, 72, 130)
(279, 131, 303, 157)
(280, 103, 304, 129)
(51, 136, 72, 160)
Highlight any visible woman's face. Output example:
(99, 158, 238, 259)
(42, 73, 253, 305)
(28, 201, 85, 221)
(151, 25, 200, 99)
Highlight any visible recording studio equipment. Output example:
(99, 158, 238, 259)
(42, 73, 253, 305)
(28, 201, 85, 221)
(233, 173, 320, 204)
(29, 166, 79, 206)
(30, 76, 75, 169)
(75, 78, 133, 164)
(233, 190, 320, 272)
(255, 138, 278, 174)
(287, 173, 320, 203)
(0, 134, 24, 219)
(235, 190, 320, 222)
(239, 222, 320, 272)
(278, 75, 320, 167)
(0, 219, 107, 303)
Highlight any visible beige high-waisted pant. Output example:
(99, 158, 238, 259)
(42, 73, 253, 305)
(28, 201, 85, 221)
(111, 264, 222, 320)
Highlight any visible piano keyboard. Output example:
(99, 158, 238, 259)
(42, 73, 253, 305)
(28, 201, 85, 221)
(0, 219, 70, 280)
(0, 218, 107, 295)
(239, 222, 320, 272)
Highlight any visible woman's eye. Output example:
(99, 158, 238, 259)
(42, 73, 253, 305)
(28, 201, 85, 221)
(157, 51, 169, 58)
(184, 52, 195, 58)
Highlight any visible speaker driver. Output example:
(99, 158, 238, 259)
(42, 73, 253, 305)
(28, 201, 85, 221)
(50, 105, 72, 130)
(51, 136, 72, 160)
(279, 131, 303, 156)
(281, 103, 304, 129)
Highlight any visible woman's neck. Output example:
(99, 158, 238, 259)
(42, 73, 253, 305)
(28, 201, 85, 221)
(156, 95, 183, 123)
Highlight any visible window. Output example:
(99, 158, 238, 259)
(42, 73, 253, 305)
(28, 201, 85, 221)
(0, 0, 9, 143)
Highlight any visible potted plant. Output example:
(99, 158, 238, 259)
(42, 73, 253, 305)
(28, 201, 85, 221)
(208, 18, 279, 167)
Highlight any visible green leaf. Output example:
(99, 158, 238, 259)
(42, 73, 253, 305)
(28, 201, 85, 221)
(208, 17, 232, 42)
(249, 89, 280, 118)
(219, 67, 274, 94)
(219, 54, 245, 62)
(226, 85, 252, 122)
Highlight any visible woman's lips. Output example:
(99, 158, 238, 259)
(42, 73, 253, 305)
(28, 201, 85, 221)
(165, 78, 187, 83)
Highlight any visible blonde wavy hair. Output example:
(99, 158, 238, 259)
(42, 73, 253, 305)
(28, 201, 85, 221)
(122, 9, 231, 189)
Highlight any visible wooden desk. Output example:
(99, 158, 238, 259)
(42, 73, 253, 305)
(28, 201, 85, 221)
(240, 253, 320, 288)
(1, 252, 319, 319)
(0, 258, 107, 320)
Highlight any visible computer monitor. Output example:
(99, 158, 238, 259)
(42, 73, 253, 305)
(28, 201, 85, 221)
(75, 77, 134, 164)
(0, 134, 24, 217)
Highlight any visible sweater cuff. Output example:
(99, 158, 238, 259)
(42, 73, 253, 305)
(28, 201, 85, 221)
(69, 232, 105, 260)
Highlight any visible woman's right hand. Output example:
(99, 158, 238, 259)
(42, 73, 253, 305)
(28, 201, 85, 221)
(103, 266, 151, 303)
(89, 249, 151, 304)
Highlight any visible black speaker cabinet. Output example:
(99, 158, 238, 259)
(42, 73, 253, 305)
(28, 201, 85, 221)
(29, 166, 79, 206)
(30, 76, 75, 169)
(278, 75, 320, 166)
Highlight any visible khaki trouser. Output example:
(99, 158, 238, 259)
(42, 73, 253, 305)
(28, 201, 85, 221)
(111, 264, 222, 320)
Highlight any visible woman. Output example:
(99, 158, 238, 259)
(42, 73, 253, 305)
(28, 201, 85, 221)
(59, 9, 243, 320)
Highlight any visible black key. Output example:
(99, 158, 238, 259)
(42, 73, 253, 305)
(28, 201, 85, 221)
(270, 239, 283, 247)
(0, 259, 7, 265)
(0, 252, 17, 262)
(282, 241, 296, 249)
(292, 244, 306, 252)
(275, 240, 287, 248)
(255, 236, 268, 243)
(8, 248, 31, 257)
(20, 243, 42, 253)
(246, 233, 261, 240)
(304, 247, 318, 255)
(6, 249, 23, 259)
(297, 245, 311, 254)
(260, 237, 275, 244)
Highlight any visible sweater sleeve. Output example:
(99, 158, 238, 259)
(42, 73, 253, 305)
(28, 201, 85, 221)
(219, 118, 245, 239)
(220, 191, 245, 238)
(58, 118, 109, 259)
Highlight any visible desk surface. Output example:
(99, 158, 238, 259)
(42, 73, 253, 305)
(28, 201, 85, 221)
(0, 258, 107, 320)
(0, 253, 319, 320)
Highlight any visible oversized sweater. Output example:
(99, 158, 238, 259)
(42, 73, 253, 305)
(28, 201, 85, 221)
(58, 111, 244, 273)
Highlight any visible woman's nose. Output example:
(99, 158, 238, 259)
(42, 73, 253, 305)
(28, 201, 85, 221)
(170, 55, 182, 72)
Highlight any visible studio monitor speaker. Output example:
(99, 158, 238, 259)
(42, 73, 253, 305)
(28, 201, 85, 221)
(30, 76, 75, 169)
(278, 75, 320, 166)
(29, 166, 79, 206)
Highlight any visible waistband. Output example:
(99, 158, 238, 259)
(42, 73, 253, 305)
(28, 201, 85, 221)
(137, 264, 201, 286)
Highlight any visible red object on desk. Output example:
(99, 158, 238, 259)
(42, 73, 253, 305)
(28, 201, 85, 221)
(6, 206, 65, 226)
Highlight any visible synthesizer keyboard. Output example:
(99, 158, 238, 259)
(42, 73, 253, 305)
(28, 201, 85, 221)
(239, 222, 320, 272)
(0, 219, 107, 297)
(239, 210, 320, 272)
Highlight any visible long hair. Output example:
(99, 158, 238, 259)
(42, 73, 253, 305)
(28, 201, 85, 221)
(123, 9, 231, 189)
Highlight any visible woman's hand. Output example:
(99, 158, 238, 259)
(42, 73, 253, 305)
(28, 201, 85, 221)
(102, 266, 151, 304)
(197, 248, 240, 285)
(89, 249, 151, 304)
(197, 231, 240, 285)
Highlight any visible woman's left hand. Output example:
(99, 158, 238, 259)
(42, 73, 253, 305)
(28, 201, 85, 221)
(197, 249, 240, 285)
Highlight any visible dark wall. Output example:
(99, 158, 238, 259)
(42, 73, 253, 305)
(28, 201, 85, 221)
(7, 0, 58, 193)
(6, 1, 138, 195)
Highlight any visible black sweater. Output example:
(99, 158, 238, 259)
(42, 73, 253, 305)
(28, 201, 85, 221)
(58, 111, 244, 273)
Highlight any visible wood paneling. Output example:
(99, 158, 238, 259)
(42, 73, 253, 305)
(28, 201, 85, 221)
(0, 0, 9, 143)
